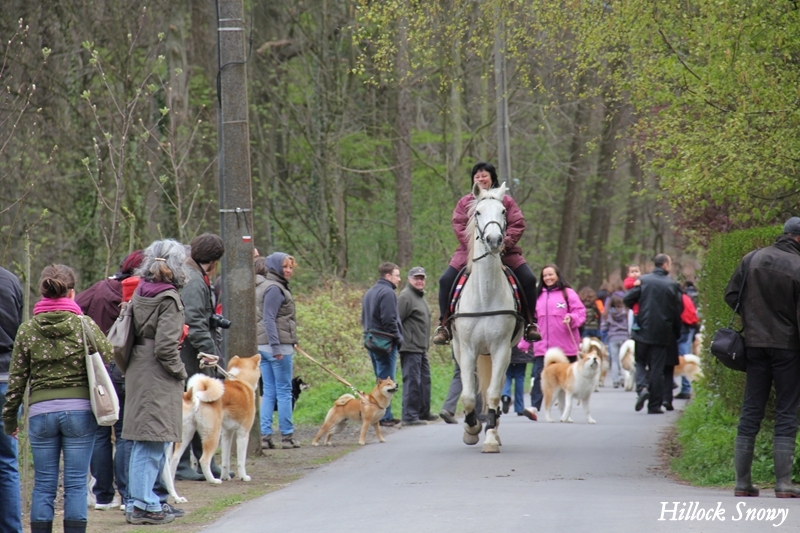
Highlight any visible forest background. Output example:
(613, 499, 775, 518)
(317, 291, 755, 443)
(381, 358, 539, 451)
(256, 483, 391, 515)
(1, 0, 799, 296)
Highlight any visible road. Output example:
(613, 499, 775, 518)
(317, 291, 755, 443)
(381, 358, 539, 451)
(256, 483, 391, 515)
(203, 386, 797, 532)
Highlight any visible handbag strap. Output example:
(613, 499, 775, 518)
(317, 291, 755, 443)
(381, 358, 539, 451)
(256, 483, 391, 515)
(729, 249, 759, 328)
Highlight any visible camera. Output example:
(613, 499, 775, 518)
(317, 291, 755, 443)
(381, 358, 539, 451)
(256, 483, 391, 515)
(210, 313, 232, 329)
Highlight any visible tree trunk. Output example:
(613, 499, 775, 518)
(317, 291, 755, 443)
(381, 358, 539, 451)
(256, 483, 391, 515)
(556, 79, 590, 282)
(585, 91, 623, 288)
(622, 150, 643, 275)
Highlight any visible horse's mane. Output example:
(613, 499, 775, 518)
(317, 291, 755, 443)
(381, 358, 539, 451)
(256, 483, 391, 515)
(466, 186, 505, 271)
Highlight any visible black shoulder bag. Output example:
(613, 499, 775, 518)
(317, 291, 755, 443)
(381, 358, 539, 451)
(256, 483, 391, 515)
(710, 251, 758, 372)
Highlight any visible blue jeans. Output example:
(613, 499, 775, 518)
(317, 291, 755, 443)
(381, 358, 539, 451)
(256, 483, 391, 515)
(90, 424, 115, 505)
(368, 347, 398, 421)
(28, 410, 97, 522)
(502, 363, 527, 413)
(260, 350, 294, 436)
(530, 357, 544, 410)
(128, 441, 168, 512)
(0, 382, 22, 532)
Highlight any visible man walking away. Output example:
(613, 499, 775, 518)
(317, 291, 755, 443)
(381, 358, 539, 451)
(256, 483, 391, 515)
(0, 265, 23, 533)
(623, 254, 682, 414)
(361, 262, 404, 426)
(725, 217, 800, 498)
(398, 267, 439, 426)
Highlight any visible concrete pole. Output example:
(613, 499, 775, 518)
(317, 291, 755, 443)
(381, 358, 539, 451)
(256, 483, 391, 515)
(216, 0, 260, 455)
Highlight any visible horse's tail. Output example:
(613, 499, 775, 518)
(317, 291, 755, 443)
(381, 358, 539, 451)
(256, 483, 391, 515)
(476, 355, 492, 415)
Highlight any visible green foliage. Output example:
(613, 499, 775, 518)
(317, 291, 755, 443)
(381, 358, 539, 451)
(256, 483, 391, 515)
(698, 224, 781, 414)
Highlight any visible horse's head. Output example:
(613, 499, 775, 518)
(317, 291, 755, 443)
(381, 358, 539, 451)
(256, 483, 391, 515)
(468, 182, 508, 259)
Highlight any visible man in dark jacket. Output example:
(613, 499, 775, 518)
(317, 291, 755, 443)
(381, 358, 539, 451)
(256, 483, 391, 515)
(361, 262, 404, 426)
(397, 267, 438, 426)
(723, 218, 800, 498)
(0, 265, 23, 533)
(623, 254, 682, 414)
(178, 233, 224, 480)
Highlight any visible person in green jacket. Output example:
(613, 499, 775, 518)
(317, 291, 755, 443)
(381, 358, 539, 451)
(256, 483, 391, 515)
(3, 264, 112, 533)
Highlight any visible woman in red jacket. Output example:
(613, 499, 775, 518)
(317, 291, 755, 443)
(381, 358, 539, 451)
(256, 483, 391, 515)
(432, 162, 539, 345)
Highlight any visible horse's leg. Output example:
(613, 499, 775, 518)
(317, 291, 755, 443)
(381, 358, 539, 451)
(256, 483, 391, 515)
(458, 342, 482, 445)
(482, 342, 511, 453)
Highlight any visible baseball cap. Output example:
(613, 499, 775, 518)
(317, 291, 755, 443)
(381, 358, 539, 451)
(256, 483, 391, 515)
(408, 266, 427, 278)
(784, 217, 800, 235)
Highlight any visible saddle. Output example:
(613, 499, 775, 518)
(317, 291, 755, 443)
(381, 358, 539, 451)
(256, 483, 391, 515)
(444, 266, 529, 338)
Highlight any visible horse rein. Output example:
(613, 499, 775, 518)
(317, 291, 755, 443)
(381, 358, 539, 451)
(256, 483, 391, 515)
(473, 197, 507, 262)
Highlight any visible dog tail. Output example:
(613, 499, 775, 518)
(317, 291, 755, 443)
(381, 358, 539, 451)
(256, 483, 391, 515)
(682, 353, 701, 365)
(334, 393, 356, 406)
(579, 337, 591, 354)
(544, 347, 569, 367)
(186, 374, 225, 404)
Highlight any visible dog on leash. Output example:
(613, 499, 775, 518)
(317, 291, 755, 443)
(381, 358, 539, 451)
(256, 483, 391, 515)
(541, 347, 601, 424)
(163, 354, 261, 503)
(311, 377, 398, 446)
(580, 336, 609, 389)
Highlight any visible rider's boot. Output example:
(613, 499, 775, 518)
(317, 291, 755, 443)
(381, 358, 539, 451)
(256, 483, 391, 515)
(524, 322, 541, 342)
(432, 321, 451, 345)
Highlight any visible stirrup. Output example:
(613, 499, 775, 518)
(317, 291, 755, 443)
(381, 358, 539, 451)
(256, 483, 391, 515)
(524, 323, 541, 342)
(432, 325, 451, 345)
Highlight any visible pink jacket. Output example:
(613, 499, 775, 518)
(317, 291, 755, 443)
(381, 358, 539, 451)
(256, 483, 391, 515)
(533, 287, 586, 357)
(449, 193, 526, 270)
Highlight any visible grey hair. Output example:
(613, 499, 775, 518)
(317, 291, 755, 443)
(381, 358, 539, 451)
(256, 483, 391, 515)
(138, 239, 187, 288)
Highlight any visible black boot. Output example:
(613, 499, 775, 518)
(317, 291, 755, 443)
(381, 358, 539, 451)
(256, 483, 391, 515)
(733, 436, 759, 497)
(774, 436, 800, 498)
(30, 521, 52, 533)
(174, 447, 204, 481)
(63, 519, 87, 533)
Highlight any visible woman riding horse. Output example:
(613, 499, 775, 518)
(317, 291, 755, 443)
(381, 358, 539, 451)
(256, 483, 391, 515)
(432, 162, 539, 345)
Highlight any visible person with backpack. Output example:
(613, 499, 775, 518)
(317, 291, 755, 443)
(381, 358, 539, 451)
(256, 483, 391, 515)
(521, 264, 585, 421)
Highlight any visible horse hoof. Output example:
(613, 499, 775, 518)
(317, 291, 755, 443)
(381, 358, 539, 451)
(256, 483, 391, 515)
(463, 432, 480, 445)
(482, 443, 500, 453)
(464, 421, 482, 436)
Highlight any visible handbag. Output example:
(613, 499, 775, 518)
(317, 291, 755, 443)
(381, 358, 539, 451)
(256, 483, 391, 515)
(80, 317, 120, 426)
(710, 250, 758, 373)
(363, 328, 395, 356)
(107, 301, 134, 373)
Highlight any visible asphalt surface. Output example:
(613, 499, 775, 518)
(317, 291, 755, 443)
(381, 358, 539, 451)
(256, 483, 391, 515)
(203, 385, 798, 532)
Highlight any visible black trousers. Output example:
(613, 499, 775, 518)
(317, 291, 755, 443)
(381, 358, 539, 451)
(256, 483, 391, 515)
(738, 347, 800, 439)
(634, 342, 674, 411)
(400, 352, 432, 421)
(437, 263, 538, 322)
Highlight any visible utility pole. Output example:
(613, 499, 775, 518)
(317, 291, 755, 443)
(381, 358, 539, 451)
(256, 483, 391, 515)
(494, 17, 512, 194)
(216, 0, 259, 455)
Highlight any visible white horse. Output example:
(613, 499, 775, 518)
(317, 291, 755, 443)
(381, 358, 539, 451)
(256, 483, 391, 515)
(451, 182, 522, 453)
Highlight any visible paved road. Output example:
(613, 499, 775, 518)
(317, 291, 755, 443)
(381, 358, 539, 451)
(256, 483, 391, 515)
(204, 386, 797, 532)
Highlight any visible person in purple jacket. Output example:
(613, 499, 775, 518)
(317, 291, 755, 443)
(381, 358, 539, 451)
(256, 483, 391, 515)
(522, 264, 585, 421)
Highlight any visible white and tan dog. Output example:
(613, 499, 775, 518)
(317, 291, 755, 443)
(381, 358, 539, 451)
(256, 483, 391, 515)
(163, 354, 261, 504)
(674, 353, 703, 384)
(619, 339, 636, 391)
(580, 336, 609, 389)
(541, 347, 601, 424)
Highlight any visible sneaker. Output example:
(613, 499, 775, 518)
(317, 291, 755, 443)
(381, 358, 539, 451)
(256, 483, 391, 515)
(501, 395, 511, 414)
(420, 412, 440, 422)
(94, 496, 120, 511)
(648, 408, 665, 414)
(261, 434, 276, 450)
(674, 392, 691, 400)
(120, 503, 126, 512)
(432, 326, 451, 345)
(403, 419, 427, 426)
(524, 323, 542, 342)
(162, 502, 185, 518)
(439, 410, 457, 424)
(522, 407, 538, 421)
(281, 434, 300, 448)
(613, 381, 620, 389)
(634, 389, 649, 412)
(379, 418, 400, 427)
(127, 508, 175, 525)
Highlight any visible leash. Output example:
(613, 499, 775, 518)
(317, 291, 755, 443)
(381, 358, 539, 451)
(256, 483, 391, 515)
(295, 346, 366, 400)
(198, 352, 232, 380)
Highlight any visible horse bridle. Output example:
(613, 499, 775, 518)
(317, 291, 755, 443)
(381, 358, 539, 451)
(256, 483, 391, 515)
(473, 197, 507, 262)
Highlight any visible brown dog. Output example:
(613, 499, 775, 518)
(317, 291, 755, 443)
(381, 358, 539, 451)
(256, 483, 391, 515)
(541, 347, 601, 424)
(311, 377, 398, 446)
